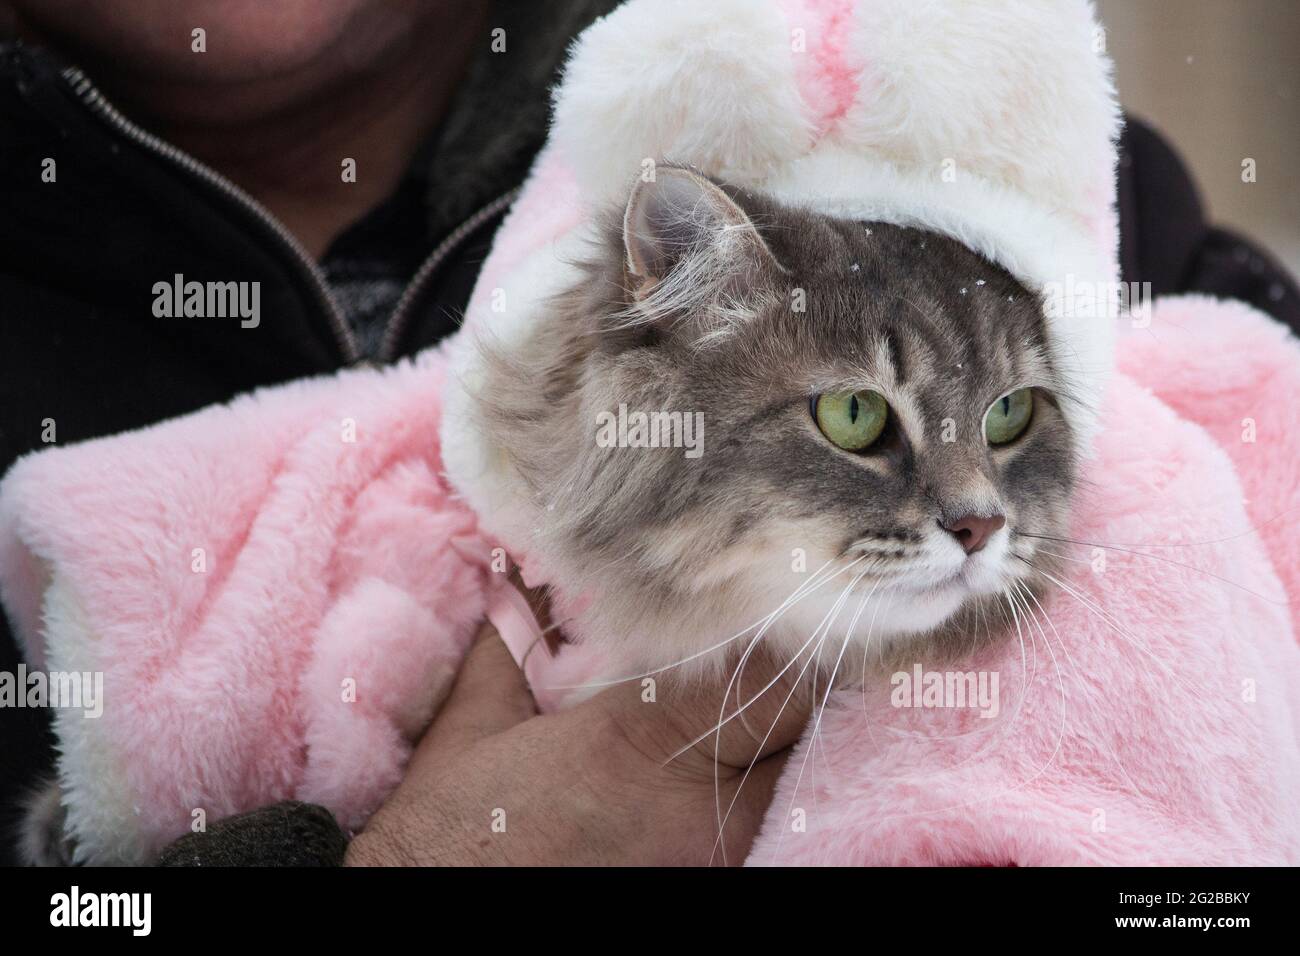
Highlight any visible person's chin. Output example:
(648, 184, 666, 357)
(16, 0, 379, 83)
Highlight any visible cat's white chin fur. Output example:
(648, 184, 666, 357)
(780, 528, 1016, 654)
(569, 525, 1019, 681)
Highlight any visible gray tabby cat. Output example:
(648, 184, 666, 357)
(476, 166, 1076, 679)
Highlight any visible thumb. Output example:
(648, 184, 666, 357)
(406, 621, 536, 776)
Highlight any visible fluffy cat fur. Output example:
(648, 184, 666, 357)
(472, 167, 1076, 682)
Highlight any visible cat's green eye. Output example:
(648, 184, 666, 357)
(813, 390, 889, 451)
(984, 388, 1034, 445)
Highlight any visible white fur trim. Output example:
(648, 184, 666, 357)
(441, 226, 599, 547)
(552, 0, 813, 201)
(838, 0, 1119, 228)
(42, 575, 149, 865)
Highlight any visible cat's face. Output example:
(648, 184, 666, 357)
(479, 168, 1078, 669)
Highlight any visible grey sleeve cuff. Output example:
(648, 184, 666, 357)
(155, 801, 349, 867)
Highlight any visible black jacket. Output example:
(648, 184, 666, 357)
(1, 15, 1297, 864)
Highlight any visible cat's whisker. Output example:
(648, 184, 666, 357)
(695, 556, 879, 865)
(666, 555, 880, 770)
(844, 590, 1032, 781)
(859, 586, 889, 717)
(1022, 559, 1205, 703)
(709, 570, 876, 865)
(833, 584, 1076, 830)
(767, 573, 890, 864)
(724, 550, 873, 736)
(853, 587, 899, 757)
(809, 579, 880, 787)
(729, 560, 871, 741)
(1007, 587, 1030, 697)
(953, 587, 1033, 750)
(1016, 580, 1151, 804)
(780, 582, 1034, 822)
(709, 623, 772, 869)
(1017, 532, 1290, 606)
(1045, 503, 1299, 552)
(766, 575, 890, 865)
(709, 563, 871, 864)
(1006, 582, 1069, 785)
(721, 554, 858, 764)
(1020, 556, 1173, 664)
(1002, 587, 1032, 701)
(995, 585, 1035, 732)
(1016, 578, 1153, 802)
(861, 592, 1028, 775)
(769, 630, 831, 866)
(550, 551, 865, 691)
(801, 582, 870, 853)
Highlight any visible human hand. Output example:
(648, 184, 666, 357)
(345, 620, 813, 866)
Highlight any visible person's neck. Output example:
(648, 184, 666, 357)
(32, 6, 488, 259)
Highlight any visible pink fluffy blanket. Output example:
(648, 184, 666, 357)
(2, 295, 1299, 865)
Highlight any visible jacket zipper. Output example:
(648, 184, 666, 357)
(61, 65, 518, 369)
(376, 187, 519, 363)
(61, 65, 361, 365)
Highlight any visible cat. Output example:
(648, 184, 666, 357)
(473, 165, 1077, 684)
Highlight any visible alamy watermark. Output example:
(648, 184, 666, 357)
(50, 886, 150, 936)
(1043, 277, 1153, 327)
(595, 403, 704, 459)
(890, 664, 1000, 718)
(0, 664, 103, 718)
(152, 273, 260, 328)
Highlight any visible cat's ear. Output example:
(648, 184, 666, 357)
(621, 167, 777, 322)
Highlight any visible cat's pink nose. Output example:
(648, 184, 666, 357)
(942, 514, 1006, 554)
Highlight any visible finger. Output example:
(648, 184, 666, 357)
(408, 621, 536, 771)
(597, 643, 815, 777)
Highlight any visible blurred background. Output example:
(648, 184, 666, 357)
(1099, 0, 1300, 275)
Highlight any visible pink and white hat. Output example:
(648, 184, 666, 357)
(443, 0, 1122, 540)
